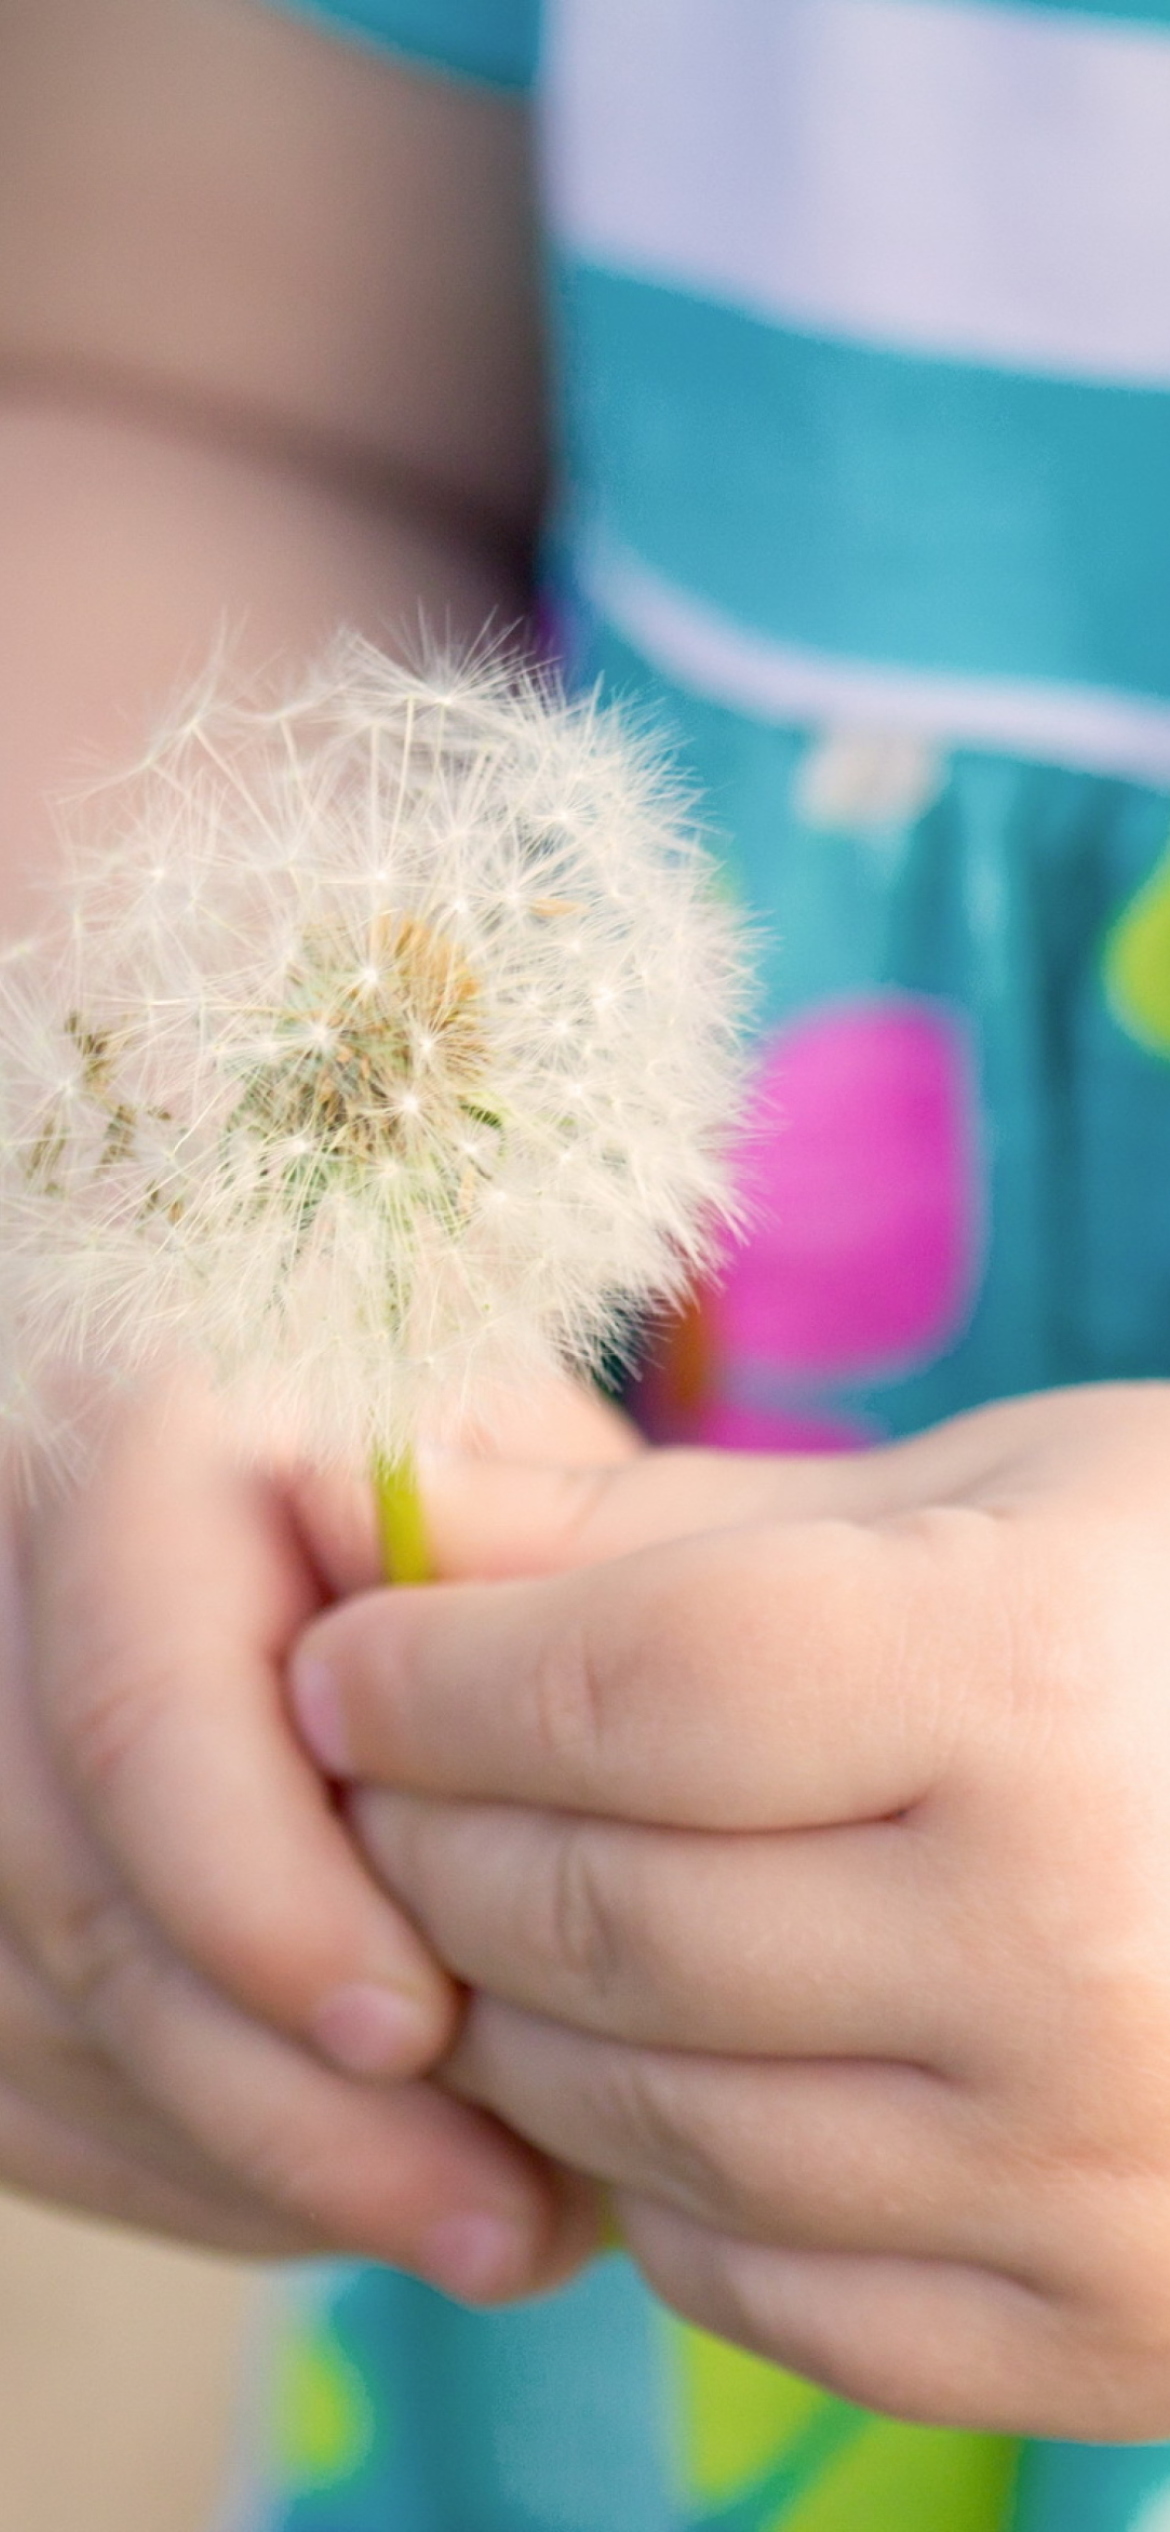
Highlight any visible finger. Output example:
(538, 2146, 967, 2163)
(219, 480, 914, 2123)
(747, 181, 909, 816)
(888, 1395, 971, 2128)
(443, 1997, 997, 2267)
(26, 1382, 459, 2075)
(417, 1443, 884, 1583)
(620, 2205, 1084, 2437)
(0, 1913, 332, 2244)
(0, 1858, 598, 2295)
(352, 1791, 952, 2061)
(0, 1550, 477, 2256)
(0, 2059, 311, 2257)
(68, 1906, 597, 2298)
(0, 1920, 244, 2201)
(286, 1458, 382, 1599)
(0, 1909, 324, 2250)
(0, 1740, 592, 2300)
(448, 1373, 641, 1470)
(294, 1513, 984, 1827)
(286, 1376, 641, 1599)
(405, 1385, 1148, 1586)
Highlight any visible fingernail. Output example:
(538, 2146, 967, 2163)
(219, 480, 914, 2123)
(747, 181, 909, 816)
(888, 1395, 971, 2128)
(418, 2211, 526, 2303)
(290, 1653, 349, 1776)
(313, 1981, 431, 2078)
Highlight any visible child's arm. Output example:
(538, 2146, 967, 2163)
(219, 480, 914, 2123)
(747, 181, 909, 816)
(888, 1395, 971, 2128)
(0, 0, 543, 920)
(301, 1384, 1170, 2430)
(0, 0, 592, 2290)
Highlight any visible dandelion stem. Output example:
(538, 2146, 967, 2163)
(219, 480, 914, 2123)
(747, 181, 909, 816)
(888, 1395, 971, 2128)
(374, 1449, 430, 1584)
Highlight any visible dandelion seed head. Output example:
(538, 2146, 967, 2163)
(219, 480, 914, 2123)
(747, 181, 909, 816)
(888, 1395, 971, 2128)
(0, 637, 752, 1468)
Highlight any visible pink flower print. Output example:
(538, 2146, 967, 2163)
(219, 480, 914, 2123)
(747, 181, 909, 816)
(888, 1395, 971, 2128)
(716, 995, 983, 1385)
(695, 1396, 873, 1453)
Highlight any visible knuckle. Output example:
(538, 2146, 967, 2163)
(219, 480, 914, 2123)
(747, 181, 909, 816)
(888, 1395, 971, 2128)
(692, 2239, 808, 2374)
(1002, 1512, 1149, 1736)
(547, 1825, 625, 2000)
(55, 1640, 173, 1806)
(529, 1599, 614, 1780)
(35, 1878, 143, 2022)
(220, 2103, 325, 2220)
(527, 1552, 738, 1811)
(609, 2052, 733, 2224)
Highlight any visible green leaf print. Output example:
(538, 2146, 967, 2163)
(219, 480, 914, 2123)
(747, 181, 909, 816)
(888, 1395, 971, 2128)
(670, 2317, 1017, 2532)
(685, 2398, 866, 2531)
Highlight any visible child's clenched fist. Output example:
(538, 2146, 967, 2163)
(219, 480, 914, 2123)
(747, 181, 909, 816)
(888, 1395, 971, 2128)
(0, 1375, 599, 2295)
(295, 1383, 1170, 2434)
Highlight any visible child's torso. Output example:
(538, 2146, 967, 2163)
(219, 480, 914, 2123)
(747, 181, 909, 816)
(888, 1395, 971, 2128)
(237, 7, 1170, 2528)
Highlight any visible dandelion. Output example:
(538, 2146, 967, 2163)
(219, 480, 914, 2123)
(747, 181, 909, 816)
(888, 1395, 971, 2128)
(0, 639, 750, 1554)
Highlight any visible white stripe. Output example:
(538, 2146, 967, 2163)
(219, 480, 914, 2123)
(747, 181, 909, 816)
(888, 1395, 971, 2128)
(581, 537, 1170, 786)
(544, 0, 1170, 387)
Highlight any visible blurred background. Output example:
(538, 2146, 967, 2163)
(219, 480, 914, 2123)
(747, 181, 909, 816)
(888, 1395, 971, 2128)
(0, 2187, 255, 2531)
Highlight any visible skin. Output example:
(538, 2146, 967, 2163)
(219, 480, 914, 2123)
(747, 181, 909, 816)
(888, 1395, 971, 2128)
(0, 1371, 614, 2286)
(9, 0, 1170, 2441)
(0, 0, 601, 2297)
(293, 1385, 1170, 2437)
(0, 0, 544, 922)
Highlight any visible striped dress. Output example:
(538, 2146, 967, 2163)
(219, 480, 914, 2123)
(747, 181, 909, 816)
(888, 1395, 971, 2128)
(222, 4, 1170, 2526)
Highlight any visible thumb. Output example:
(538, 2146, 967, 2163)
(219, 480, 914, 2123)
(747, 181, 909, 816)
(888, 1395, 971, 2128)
(419, 1441, 880, 1583)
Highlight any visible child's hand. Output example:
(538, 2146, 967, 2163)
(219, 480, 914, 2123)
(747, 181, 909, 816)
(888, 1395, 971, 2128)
(294, 1383, 1170, 2433)
(0, 1374, 600, 2295)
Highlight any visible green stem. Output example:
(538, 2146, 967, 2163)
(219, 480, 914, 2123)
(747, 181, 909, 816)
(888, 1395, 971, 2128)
(373, 1450, 430, 1584)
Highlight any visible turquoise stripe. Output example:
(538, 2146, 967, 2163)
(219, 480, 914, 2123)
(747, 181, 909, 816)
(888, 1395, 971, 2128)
(557, 262, 1170, 703)
(1011, 2437, 1170, 2526)
(269, 0, 538, 87)
(926, 0, 1170, 24)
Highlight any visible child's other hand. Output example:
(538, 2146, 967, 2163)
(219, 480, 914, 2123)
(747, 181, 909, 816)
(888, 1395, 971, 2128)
(0, 1374, 600, 2293)
(296, 1384, 1170, 2433)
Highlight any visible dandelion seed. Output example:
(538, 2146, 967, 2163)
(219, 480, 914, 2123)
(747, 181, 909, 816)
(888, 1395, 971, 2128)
(0, 638, 751, 1471)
